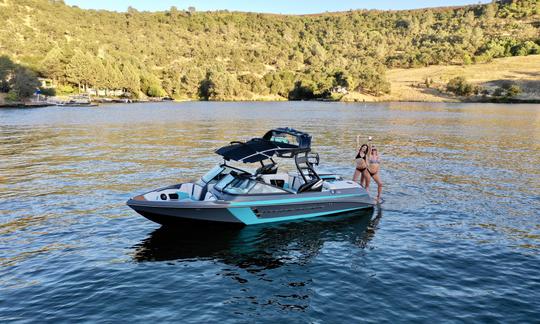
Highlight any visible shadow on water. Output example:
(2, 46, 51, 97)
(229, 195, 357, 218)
(132, 208, 383, 270)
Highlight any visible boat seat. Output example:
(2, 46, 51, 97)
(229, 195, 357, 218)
(179, 183, 193, 195)
(192, 184, 205, 201)
(297, 179, 323, 193)
(260, 174, 289, 188)
(288, 174, 305, 192)
(204, 192, 217, 201)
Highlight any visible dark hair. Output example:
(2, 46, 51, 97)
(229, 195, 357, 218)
(356, 144, 368, 159)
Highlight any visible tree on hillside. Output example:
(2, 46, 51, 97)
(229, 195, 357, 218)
(140, 72, 165, 97)
(121, 63, 141, 97)
(66, 50, 95, 92)
(483, 1, 497, 24)
(10, 67, 40, 100)
(288, 80, 315, 100)
(447, 76, 476, 96)
(102, 60, 122, 95)
(0, 55, 14, 83)
(0, 56, 40, 99)
(40, 47, 66, 82)
(198, 71, 216, 100)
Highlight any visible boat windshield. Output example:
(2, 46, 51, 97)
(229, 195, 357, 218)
(214, 174, 235, 192)
(215, 175, 287, 195)
(201, 165, 225, 183)
(200, 165, 253, 185)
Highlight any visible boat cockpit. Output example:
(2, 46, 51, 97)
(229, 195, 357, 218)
(139, 128, 361, 202)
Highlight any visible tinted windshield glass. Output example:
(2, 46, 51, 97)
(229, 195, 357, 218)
(214, 174, 235, 192)
(221, 177, 287, 195)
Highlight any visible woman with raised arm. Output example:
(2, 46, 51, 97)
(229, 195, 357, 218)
(365, 142, 383, 203)
(353, 135, 369, 188)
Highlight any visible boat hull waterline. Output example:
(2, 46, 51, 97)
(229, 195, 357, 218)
(127, 189, 374, 226)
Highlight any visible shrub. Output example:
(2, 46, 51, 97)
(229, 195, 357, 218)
(56, 84, 76, 95)
(493, 87, 505, 97)
(446, 76, 474, 96)
(5, 90, 19, 101)
(39, 87, 56, 96)
(510, 41, 539, 56)
(146, 84, 165, 97)
(506, 85, 521, 97)
(0, 79, 9, 93)
(495, 82, 522, 97)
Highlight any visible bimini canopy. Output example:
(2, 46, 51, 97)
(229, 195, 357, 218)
(215, 128, 311, 163)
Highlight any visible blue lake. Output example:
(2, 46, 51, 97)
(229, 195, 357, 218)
(1, 102, 539, 322)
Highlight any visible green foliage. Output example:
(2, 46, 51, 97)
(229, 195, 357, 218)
(10, 67, 40, 99)
(0, 56, 15, 81)
(39, 87, 56, 96)
(121, 63, 141, 97)
(40, 47, 66, 81)
(506, 84, 521, 97)
(510, 41, 540, 56)
(147, 84, 165, 97)
(56, 84, 76, 95)
(141, 73, 166, 97)
(5, 91, 19, 101)
(494, 81, 522, 97)
(463, 54, 473, 65)
(288, 81, 315, 100)
(447, 76, 475, 96)
(0, 56, 40, 99)
(198, 73, 215, 100)
(0, 0, 538, 100)
(0, 80, 9, 93)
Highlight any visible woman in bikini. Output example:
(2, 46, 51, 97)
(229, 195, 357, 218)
(365, 145, 383, 202)
(353, 135, 369, 187)
(353, 144, 369, 187)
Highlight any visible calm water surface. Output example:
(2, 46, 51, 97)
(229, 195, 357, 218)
(1, 102, 539, 322)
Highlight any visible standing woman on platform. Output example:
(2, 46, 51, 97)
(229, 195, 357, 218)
(353, 135, 369, 187)
(365, 142, 383, 203)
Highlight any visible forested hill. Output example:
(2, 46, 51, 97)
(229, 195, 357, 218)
(0, 0, 538, 100)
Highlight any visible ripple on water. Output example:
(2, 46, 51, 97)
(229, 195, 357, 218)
(1, 102, 539, 322)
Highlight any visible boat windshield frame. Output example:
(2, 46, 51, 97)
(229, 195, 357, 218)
(199, 163, 252, 185)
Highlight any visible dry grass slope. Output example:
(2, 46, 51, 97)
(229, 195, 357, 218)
(343, 55, 540, 102)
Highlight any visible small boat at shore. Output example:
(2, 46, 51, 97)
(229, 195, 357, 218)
(127, 128, 375, 226)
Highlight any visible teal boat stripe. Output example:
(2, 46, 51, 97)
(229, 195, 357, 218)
(229, 194, 364, 207)
(228, 206, 365, 225)
(228, 207, 258, 224)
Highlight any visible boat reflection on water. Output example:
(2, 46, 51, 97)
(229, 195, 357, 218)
(132, 208, 383, 269)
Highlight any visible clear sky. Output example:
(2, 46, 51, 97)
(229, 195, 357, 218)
(65, 0, 489, 14)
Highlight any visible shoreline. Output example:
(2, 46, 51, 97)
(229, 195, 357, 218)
(2, 98, 539, 108)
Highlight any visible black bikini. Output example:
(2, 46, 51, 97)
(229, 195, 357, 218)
(355, 153, 367, 172)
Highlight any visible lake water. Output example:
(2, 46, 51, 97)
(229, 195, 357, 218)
(1, 102, 539, 322)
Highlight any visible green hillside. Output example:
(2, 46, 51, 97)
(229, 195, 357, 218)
(0, 0, 538, 100)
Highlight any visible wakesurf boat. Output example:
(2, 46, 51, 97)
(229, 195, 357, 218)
(127, 128, 375, 226)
